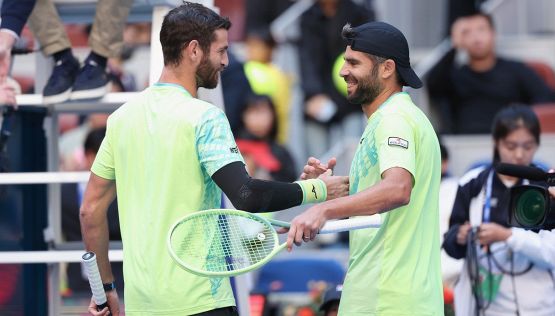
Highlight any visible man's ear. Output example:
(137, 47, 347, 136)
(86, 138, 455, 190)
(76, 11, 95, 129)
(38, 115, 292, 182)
(381, 59, 396, 80)
(185, 40, 203, 64)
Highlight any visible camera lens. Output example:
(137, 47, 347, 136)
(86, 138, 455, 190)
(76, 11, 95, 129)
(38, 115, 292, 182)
(515, 189, 546, 227)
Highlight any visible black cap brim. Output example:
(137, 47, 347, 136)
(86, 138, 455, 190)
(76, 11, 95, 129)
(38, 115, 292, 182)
(397, 65, 423, 89)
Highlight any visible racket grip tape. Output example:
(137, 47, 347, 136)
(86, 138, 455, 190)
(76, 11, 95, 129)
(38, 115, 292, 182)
(82, 252, 109, 311)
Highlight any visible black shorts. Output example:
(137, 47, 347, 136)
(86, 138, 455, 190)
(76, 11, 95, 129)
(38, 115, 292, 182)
(192, 306, 239, 316)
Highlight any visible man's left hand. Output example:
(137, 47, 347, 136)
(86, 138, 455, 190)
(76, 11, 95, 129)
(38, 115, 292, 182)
(286, 205, 327, 251)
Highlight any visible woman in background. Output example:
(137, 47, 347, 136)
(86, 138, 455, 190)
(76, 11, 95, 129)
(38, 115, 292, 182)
(443, 105, 555, 315)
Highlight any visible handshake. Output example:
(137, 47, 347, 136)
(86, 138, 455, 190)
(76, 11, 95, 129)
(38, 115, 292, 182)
(301, 157, 350, 201)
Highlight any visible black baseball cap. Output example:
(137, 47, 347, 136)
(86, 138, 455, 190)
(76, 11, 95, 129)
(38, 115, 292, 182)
(342, 21, 423, 89)
(319, 284, 343, 311)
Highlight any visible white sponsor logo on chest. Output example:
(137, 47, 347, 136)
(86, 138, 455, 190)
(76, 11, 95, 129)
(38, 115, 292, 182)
(388, 137, 409, 149)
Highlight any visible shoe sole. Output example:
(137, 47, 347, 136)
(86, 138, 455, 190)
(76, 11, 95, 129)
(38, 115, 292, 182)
(42, 88, 72, 105)
(69, 83, 111, 101)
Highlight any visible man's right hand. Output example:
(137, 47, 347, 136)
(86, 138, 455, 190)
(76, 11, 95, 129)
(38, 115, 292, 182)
(88, 290, 120, 315)
(300, 157, 337, 180)
(456, 221, 472, 245)
(320, 171, 349, 200)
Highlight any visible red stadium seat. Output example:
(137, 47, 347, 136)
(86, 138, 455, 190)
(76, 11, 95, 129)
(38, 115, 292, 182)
(532, 103, 555, 133)
(527, 61, 555, 90)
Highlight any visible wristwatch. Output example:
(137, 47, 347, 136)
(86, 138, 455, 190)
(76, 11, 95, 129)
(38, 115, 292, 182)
(103, 281, 116, 292)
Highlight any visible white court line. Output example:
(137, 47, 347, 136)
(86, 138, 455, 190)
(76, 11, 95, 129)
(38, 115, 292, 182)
(0, 250, 123, 264)
(0, 171, 90, 184)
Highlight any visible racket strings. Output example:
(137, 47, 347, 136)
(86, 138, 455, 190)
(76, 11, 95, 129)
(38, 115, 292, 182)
(171, 212, 279, 273)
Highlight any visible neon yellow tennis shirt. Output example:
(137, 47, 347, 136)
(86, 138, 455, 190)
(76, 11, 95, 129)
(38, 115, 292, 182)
(92, 83, 244, 315)
(339, 92, 443, 315)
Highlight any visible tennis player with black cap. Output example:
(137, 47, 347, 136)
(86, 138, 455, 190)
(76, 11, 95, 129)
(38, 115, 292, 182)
(288, 21, 443, 315)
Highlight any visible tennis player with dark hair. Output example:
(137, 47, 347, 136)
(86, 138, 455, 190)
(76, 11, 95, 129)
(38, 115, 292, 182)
(79, 2, 348, 315)
(288, 21, 444, 315)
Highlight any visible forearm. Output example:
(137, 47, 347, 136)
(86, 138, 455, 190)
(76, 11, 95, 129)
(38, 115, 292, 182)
(322, 175, 410, 220)
(80, 207, 114, 282)
(213, 162, 322, 212)
(507, 228, 555, 269)
(79, 174, 117, 283)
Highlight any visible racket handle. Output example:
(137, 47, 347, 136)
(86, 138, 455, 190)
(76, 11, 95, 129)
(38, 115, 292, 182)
(82, 252, 109, 311)
(320, 215, 381, 233)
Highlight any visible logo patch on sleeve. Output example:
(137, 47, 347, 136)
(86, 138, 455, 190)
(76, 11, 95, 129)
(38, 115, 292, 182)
(388, 137, 409, 149)
(230, 146, 239, 154)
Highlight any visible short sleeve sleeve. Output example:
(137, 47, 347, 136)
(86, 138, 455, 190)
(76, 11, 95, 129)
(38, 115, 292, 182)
(91, 121, 116, 180)
(375, 114, 416, 179)
(196, 107, 244, 176)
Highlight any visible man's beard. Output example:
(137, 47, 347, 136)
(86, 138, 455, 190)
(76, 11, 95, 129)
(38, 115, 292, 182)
(346, 66, 383, 105)
(196, 57, 220, 89)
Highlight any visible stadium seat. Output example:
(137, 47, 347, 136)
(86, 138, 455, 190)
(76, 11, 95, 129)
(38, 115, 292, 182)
(532, 103, 555, 133)
(526, 61, 555, 90)
(253, 258, 345, 293)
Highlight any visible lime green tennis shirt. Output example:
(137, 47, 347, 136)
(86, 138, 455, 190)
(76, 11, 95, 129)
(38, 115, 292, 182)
(91, 83, 244, 315)
(339, 92, 443, 315)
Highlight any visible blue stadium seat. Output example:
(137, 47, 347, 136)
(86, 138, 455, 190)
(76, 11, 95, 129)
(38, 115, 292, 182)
(253, 258, 345, 293)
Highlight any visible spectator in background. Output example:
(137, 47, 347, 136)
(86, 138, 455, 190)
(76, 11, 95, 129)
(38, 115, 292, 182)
(26, 0, 133, 104)
(0, 0, 36, 108)
(236, 94, 296, 182)
(244, 0, 292, 36)
(437, 141, 463, 312)
(61, 127, 123, 296)
(0, 0, 35, 84)
(443, 105, 555, 315)
(319, 284, 342, 316)
(427, 12, 555, 134)
(244, 29, 291, 144)
(58, 71, 127, 171)
(298, 0, 373, 157)
(221, 50, 253, 137)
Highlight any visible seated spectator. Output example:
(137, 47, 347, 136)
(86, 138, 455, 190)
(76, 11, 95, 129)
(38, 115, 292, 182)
(319, 284, 342, 316)
(443, 105, 555, 315)
(426, 12, 555, 134)
(27, 0, 133, 103)
(244, 29, 291, 144)
(298, 0, 373, 157)
(236, 94, 297, 182)
(221, 50, 253, 137)
(0, 0, 35, 85)
(437, 141, 463, 311)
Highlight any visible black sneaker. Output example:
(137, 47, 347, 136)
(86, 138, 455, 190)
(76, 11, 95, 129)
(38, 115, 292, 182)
(70, 59, 110, 100)
(42, 56, 80, 104)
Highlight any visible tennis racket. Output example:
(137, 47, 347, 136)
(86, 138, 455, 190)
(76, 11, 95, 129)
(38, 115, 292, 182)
(167, 209, 381, 277)
(82, 252, 108, 311)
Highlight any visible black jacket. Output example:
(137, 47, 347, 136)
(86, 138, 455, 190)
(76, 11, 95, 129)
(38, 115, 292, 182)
(443, 164, 555, 259)
(426, 49, 555, 134)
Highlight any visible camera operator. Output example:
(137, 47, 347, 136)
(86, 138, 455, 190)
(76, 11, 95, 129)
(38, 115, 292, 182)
(443, 105, 555, 316)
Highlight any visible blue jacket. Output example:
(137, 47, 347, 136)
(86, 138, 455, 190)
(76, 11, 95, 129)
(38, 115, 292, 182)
(1, 0, 36, 36)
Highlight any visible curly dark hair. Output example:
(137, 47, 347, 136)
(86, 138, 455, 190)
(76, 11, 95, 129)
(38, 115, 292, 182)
(160, 1, 231, 66)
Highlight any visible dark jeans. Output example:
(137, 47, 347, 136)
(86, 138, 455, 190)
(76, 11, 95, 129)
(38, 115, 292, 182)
(193, 306, 239, 316)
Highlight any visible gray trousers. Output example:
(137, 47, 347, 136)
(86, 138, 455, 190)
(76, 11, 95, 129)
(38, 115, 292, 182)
(28, 0, 134, 58)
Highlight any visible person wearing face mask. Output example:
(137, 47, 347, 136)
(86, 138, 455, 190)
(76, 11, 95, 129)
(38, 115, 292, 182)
(427, 12, 555, 134)
(443, 105, 555, 316)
